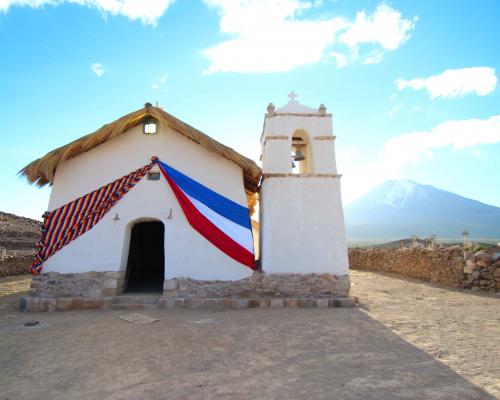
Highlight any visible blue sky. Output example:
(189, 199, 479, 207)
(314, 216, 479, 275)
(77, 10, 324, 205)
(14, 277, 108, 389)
(1, 0, 499, 220)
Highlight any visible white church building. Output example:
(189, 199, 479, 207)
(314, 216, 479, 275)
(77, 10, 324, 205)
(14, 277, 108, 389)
(22, 94, 350, 310)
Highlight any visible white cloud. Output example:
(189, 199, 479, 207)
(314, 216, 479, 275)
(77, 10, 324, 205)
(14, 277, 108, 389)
(90, 62, 104, 77)
(0, 0, 174, 26)
(339, 4, 417, 51)
(396, 67, 497, 99)
(151, 72, 168, 90)
(379, 115, 500, 172)
(328, 51, 348, 68)
(202, 0, 349, 74)
(336, 147, 360, 164)
(203, 1, 415, 74)
(328, 47, 358, 68)
(1, 1, 416, 72)
(336, 4, 416, 66)
(341, 115, 500, 204)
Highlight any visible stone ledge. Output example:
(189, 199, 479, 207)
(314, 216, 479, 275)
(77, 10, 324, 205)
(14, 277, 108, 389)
(20, 296, 357, 312)
(313, 136, 336, 141)
(262, 173, 342, 179)
(266, 112, 332, 118)
(263, 135, 289, 145)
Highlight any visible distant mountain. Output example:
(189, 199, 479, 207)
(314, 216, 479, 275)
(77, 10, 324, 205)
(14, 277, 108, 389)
(344, 180, 500, 239)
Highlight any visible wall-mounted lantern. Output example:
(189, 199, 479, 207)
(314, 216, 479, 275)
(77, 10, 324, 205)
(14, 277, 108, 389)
(143, 115, 158, 135)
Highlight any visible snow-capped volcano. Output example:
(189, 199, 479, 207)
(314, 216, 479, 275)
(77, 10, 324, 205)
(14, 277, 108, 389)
(344, 180, 500, 239)
(360, 179, 429, 208)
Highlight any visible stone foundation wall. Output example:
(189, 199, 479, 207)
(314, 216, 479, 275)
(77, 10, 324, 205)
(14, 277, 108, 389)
(348, 247, 500, 292)
(30, 271, 125, 298)
(22, 271, 352, 312)
(0, 255, 32, 277)
(27, 271, 350, 299)
(164, 273, 350, 299)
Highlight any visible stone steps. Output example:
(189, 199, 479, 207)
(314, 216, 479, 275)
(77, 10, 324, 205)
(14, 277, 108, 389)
(20, 295, 357, 312)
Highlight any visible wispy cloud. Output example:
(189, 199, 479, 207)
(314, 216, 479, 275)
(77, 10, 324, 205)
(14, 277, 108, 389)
(203, 1, 416, 74)
(363, 49, 384, 65)
(396, 67, 497, 99)
(0, 0, 175, 26)
(341, 115, 500, 204)
(379, 115, 500, 174)
(90, 62, 105, 77)
(152, 72, 168, 90)
(388, 98, 406, 118)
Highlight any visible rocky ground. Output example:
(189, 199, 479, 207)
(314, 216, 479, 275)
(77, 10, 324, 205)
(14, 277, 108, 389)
(350, 270, 500, 398)
(0, 271, 499, 399)
(0, 211, 40, 276)
(0, 211, 40, 252)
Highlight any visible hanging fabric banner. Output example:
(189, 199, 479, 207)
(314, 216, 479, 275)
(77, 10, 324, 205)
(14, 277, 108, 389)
(31, 158, 157, 274)
(157, 160, 256, 270)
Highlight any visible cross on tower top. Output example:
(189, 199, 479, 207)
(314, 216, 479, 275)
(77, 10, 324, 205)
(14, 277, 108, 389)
(288, 91, 298, 102)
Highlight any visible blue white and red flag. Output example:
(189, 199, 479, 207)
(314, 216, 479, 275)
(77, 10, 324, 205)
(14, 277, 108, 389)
(157, 160, 255, 269)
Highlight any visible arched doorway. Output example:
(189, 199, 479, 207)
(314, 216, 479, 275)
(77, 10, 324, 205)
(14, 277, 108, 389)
(125, 220, 165, 293)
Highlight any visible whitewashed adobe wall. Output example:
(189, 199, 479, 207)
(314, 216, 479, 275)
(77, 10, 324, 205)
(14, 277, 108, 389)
(43, 123, 253, 281)
(261, 114, 337, 174)
(260, 177, 349, 274)
(260, 97, 349, 276)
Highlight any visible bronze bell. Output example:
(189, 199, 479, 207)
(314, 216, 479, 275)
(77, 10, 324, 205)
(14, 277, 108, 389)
(293, 149, 306, 161)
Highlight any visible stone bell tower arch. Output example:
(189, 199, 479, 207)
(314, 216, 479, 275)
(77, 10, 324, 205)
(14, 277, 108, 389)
(259, 92, 349, 277)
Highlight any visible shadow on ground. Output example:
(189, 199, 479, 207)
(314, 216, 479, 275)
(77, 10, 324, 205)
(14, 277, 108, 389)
(0, 306, 494, 400)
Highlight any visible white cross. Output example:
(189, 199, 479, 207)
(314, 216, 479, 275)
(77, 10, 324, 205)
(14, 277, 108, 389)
(288, 91, 298, 102)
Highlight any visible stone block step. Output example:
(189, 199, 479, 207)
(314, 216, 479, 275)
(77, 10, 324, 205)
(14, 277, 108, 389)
(110, 295, 162, 305)
(20, 296, 357, 312)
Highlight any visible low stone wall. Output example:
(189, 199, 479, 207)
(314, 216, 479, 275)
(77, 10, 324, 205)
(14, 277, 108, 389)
(462, 250, 500, 291)
(30, 271, 125, 298)
(0, 255, 32, 277)
(348, 247, 500, 292)
(164, 273, 350, 299)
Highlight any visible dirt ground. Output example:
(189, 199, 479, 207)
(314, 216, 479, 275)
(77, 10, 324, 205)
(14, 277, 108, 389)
(0, 271, 499, 400)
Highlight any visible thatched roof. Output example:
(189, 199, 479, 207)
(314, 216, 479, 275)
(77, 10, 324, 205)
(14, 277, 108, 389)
(21, 104, 261, 196)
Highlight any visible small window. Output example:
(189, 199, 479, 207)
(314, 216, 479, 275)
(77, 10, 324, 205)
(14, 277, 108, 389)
(147, 172, 160, 181)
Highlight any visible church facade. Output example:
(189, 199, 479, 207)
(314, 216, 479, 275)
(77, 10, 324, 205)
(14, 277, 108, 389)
(21, 95, 351, 311)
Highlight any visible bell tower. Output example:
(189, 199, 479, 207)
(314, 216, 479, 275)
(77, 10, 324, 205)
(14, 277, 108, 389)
(259, 93, 349, 277)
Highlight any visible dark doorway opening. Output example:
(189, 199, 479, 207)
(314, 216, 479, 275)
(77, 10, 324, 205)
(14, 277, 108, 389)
(125, 221, 165, 293)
